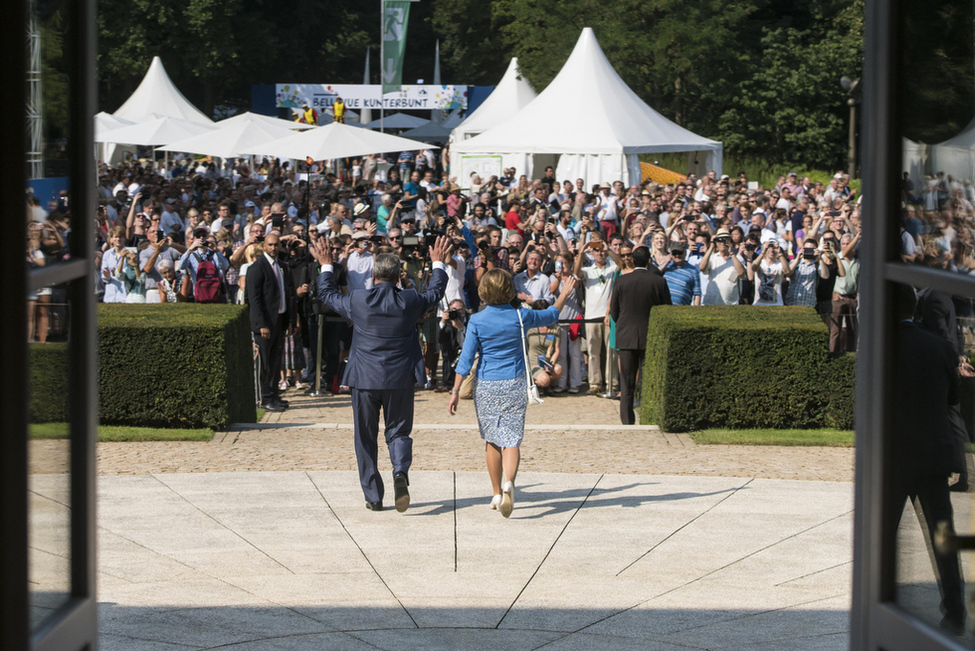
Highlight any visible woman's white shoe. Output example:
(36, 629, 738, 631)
(490, 494, 502, 510)
(500, 481, 514, 518)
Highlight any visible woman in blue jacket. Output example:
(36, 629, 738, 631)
(447, 268, 578, 517)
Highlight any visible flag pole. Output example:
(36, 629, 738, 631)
(380, 0, 385, 133)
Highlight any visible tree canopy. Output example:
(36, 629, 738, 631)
(97, 0, 868, 169)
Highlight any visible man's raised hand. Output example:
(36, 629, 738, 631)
(312, 237, 332, 266)
(429, 236, 453, 264)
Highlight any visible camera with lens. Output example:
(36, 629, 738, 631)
(447, 309, 463, 320)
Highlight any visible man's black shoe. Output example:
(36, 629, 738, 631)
(393, 472, 410, 513)
(365, 501, 383, 511)
(261, 401, 285, 413)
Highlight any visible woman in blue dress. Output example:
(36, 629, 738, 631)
(447, 269, 579, 517)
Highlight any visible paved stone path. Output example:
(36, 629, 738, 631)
(30, 388, 874, 650)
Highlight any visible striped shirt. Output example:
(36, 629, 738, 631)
(662, 261, 701, 306)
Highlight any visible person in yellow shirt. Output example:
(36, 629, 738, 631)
(300, 103, 318, 125)
(333, 97, 346, 124)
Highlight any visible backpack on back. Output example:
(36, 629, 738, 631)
(193, 252, 223, 303)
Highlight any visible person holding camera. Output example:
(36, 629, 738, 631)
(699, 228, 746, 305)
(438, 300, 467, 392)
(140, 225, 182, 303)
(749, 240, 787, 305)
(784, 237, 840, 307)
(177, 227, 230, 302)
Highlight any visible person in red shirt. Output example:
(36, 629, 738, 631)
(504, 197, 528, 234)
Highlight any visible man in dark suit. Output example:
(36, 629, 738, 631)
(889, 284, 966, 634)
(313, 235, 451, 512)
(610, 246, 672, 425)
(246, 233, 296, 412)
(915, 284, 973, 491)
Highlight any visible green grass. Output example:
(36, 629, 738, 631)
(29, 422, 214, 442)
(689, 428, 854, 447)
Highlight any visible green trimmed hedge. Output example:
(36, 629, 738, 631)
(640, 306, 855, 433)
(29, 304, 256, 429)
(30, 343, 70, 424)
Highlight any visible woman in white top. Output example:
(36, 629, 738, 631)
(649, 230, 671, 269)
(749, 241, 787, 305)
(236, 244, 263, 305)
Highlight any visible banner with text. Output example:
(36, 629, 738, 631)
(275, 84, 468, 112)
(382, 0, 411, 94)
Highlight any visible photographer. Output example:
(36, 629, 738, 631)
(438, 300, 467, 391)
(177, 227, 230, 302)
(346, 231, 376, 292)
(140, 225, 182, 303)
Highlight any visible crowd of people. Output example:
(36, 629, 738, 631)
(35, 149, 975, 407)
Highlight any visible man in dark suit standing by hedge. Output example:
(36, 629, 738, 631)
(312, 235, 451, 513)
(610, 246, 672, 425)
(889, 284, 966, 634)
(247, 233, 296, 412)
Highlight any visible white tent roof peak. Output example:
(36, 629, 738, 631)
(454, 27, 721, 157)
(451, 57, 538, 141)
(113, 56, 213, 125)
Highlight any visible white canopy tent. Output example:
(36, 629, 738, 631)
(450, 58, 537, 143)
(364, 113, 429, 130)
(113, 56, 213, 125)
(95, 115, 214, 146)
(220, 111, 317, 131)
(452, 28, 722, 188)
(158, 114, 307, 158)
(239, 121, 434, 161)
(929, 118, 975, 183)
(94, 112, 134, 140)
(902, 138, 928, 192)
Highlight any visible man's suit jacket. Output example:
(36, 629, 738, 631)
(891, 321, 960, 479)
(246, 255, 295, 333)
(610, 268, 672, 351)
(318, 266, 447, 390)
(916, 289, 965, 356)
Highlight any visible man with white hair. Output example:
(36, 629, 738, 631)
(313, 236, 452, 513)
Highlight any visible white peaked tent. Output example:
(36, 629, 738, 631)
(450, 58, 537, 143)
(929, 118, 975, 183)
(158, 114, 307, 158)
(452, 29, 722, 187)
(113, 56, 213, 125)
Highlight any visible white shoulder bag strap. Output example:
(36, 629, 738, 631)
(517, 308, 544, 405)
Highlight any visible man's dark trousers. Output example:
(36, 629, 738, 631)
(618, 349, 644, 425)
(255, 313, 286, 403)
(351, 388, 414, 503)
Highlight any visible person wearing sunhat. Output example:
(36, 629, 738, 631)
(596, 181, 621, 240)
(699, 227, 745, 305)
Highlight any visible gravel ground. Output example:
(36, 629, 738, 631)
(30, 389, 855, 482)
